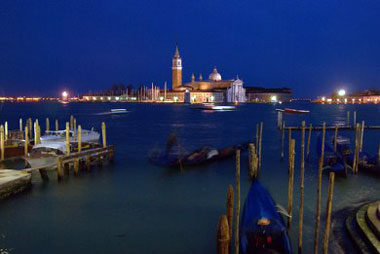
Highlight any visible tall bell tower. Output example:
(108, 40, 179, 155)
(172, 45, 182, 91)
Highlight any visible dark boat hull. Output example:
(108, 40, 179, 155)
(317, 135, 348, 176)
(149, 144, 246, 168)
(240, 181, 292, 254)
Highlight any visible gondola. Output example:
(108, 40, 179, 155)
(149, 144, 246, 168)
(317, 135, 349, 176)
(346, 150, 380, 175)
(334, 136, 380, 175)
(240, 180, 292, 254)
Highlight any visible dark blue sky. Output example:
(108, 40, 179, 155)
(1, 0, 380, 97)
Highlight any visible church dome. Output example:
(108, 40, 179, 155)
(208, 67, 222, 81)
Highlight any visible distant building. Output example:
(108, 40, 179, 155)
(245, 87, 292, 102)
(227, 78, 246, 103)
(83, 45, 293, 103)
(316, 89, 380, 103)
(172, 46, 182, 91)
(165, 46, 242, 103)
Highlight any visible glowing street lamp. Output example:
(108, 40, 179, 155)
(338, 89, 346, 97)
(62, 91, 69, 100)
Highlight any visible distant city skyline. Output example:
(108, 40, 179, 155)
(1, 0, 380, 98)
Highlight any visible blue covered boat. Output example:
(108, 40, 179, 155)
(333, 136, 380, 175)
(240, 181, 292, 254)
(346, 151, 380, 175)
(317, 135, 349, 176)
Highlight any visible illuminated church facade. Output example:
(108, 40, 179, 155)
(83, 45, 292, 103)
(166, 46, 246, 103)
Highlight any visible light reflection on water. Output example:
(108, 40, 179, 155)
(0, 102, 378, 253)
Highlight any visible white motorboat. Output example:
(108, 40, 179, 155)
(25, 141, 102, 169)
(192, 103, 236, 111)
(25, 142, 66, 168)
(40, 129, 100, 144)
(275, 108, 310, 114)
(97, 108, 128, 115)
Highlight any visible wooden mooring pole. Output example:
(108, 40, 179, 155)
(34, 121, 38, 145)
(346, 111, 350, 126)
(0, 125, 4, 160)
(28, 118, 32, 139)
(234, 150, 240, 254)
(73, 118, 77, 141)
(102, 122, 106, 148)
(353, 123, 360, 173)
(74, 158, 79, 175)
(314, 122, 326, 254)
(85, 155, 91, 171)
(37, 123, 41, 144)
(55, 119, 59, 131)
(226, 185, 234, 250)
(298, 121, 305, 253)
(24, 126, 29, 155)
(70, 115, 74, 130)
(57, 157, 63, 180)
(78, 125, 82, 153)
(66, 122, 70, 156)
(255, 124, 259, 153)
(46, 118, 50, 132)
(360, 121, 365, 152)
(333, 125, 338, 153)
(322, 172, 335, 254)
(281, 121, 285, 160)
(288, 128, 292, 171)
(353, 111, 356, 127)
(258, 122, 263, 173)
(5, 121, 8, 140)
(34, 121, 41, 145)
(277, 111, 283, 129)
(287, 139, 295, 227)
(306, 124, 312, 159)
(248, 144, 254, 178)
(19, 118, 23, 132)
(217, 214, 230, 254)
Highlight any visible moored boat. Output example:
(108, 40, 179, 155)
(25, 141, 102, 169)
(25, 143, 66, 168)
(192, 103, 236, 111)
(40, 129, 100, 144)
(240, 180, 292, 254)
(97, 108, 129, 115)
(2, 139, 32, 159)
(149, 144, 246, 168)
(276, 108, 310, 114)
(317, 135, 349, 176)
(333, 136, 380, 175)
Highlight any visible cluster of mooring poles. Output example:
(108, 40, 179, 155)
(284, 121, 336, 254)
(279, 110, 374, 175)
(0, 115, 114, 182)
(278, 110, 380, 131)
(216, 122, 262, 254)
(216, 121, 336, 254)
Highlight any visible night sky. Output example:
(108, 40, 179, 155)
(1, 0, 380, 98)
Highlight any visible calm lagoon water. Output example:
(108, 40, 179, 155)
(0, 102, 379, 253)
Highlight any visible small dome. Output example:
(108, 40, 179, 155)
(208, 67, 222, 81)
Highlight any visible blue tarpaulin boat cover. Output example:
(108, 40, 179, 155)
(240, 181, 292, 254)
